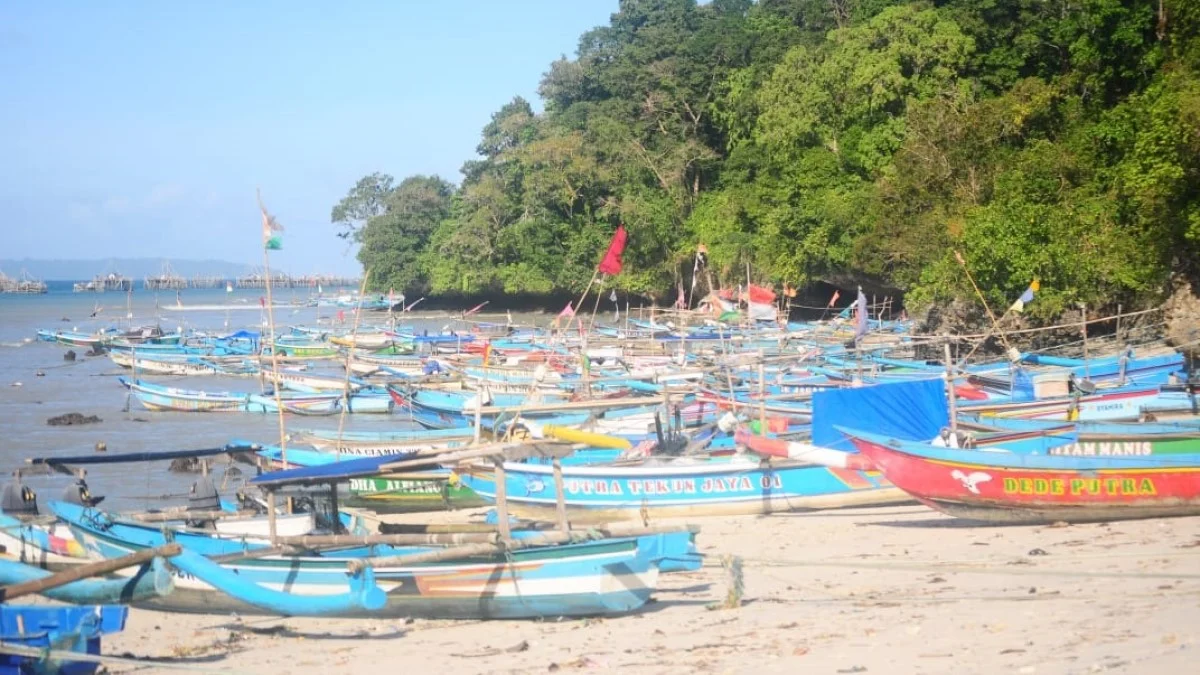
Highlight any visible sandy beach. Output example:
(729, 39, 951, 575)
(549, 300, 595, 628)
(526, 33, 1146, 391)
(96, 505, 1200, 675)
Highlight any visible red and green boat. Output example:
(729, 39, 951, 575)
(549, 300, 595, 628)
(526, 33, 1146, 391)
(841, 427, 1200, 524)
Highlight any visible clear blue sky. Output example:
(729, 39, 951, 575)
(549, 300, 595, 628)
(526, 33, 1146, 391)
(0, 1, 618, 275)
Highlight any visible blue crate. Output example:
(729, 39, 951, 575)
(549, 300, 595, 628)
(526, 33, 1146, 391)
(0, 605, 128, 675)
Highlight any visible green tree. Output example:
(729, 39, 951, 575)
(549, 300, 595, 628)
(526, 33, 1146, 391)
(356, 175, 453, 294)
(330, 172, 395, 241)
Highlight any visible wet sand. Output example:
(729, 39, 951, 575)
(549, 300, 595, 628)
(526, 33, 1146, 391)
(102, 505, 1200, 674)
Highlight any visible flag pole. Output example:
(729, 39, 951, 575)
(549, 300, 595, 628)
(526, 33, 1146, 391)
(952, 250, 1018, 367)
(334, 269, 371, 462)
(564, 269, 598, 334)
(262, 246, 288, 467)
(587, 280, 605, 332)
(258, 189, 288, 468)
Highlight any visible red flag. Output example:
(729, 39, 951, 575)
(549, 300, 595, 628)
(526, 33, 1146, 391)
(559, 302, 576, 318)
(827, 290, 841, 307)
(597, 225, 628, 276)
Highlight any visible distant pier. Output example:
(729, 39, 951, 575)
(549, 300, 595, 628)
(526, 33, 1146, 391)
(189, 274, 225, 289)
(0, 270, 47, 294)
(236, 272, 360, 289)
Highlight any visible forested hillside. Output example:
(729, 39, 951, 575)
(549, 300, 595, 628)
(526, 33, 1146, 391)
(331, 0, 1200, 318)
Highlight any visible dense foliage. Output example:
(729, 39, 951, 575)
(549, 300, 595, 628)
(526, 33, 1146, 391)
(332, 0, 1200, 317)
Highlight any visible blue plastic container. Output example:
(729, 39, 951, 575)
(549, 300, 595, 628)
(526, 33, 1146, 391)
(0, 605, 128, 675)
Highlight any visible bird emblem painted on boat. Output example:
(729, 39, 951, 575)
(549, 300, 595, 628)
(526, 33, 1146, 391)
(950, 470, 992, 494)
(524, 478, 546, 495)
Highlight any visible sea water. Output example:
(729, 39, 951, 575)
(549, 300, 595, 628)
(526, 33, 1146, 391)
(0, 281, 521, 512)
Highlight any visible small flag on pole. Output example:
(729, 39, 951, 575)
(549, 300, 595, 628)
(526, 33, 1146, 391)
(257, 189, 283, 251)
(1010, 280, 1040, 313)
(559, 302, 576, 318)
(828, 289, 841, 307)
(483, 341, 493, 365)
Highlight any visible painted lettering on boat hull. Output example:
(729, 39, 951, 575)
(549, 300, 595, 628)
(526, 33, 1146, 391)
(1001, 476, 1157, 497)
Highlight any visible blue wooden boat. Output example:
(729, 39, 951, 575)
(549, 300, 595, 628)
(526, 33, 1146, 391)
(52, 500, 669, 619)
(287, 426, 476, 455)
(119, 378, 383, 415)
(457, 453, 904, 521)
(118, 377, 246, 412)
(957, 383, 1197, 421)
(0, 513, 87, 570)
(0, 556, 172, 604)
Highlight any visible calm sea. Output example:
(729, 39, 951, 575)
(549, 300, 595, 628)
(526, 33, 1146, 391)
(0, 281, 530, 512)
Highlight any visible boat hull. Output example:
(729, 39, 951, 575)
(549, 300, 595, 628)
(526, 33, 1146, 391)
(66, 522, 661, 619)
(848, 434, 1200, 524)
(459, 459, 907, 521)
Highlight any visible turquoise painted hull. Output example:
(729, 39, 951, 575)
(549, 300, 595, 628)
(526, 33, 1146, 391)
(53, 502, 670, 619)
(459, 455, 905, 520)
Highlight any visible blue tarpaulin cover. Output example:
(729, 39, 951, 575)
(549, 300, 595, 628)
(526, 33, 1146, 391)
(812, 378, 949, 452)
(250, 453, 415, 487)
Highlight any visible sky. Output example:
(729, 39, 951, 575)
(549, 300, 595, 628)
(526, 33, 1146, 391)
(0, 1, 619, 276)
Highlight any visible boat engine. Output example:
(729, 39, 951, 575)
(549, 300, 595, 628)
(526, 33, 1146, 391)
(1, 479, 38, 516)
(188, 476, 221, 513)
(60, 479, 104, 507)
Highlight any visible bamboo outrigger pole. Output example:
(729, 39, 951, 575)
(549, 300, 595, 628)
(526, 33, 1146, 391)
(0, 544, 182, 602)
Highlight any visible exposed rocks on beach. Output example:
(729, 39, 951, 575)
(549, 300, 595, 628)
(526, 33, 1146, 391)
(46, 412, 101, 426)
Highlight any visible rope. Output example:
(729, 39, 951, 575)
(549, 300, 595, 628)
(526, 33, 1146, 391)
(915, 306, 1165, 343)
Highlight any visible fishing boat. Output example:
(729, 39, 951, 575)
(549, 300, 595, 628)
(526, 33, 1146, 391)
(958, 415, 1200, 456)
(0, 513, 87, 570)
(957, 384, 1193, 421)
(118, 378, 380, 415)
(36, 330, 107, 350)
(458, 453, 903, 521)
(329, 332, 397, 349)
(52, 454, 685, 619)
(267, 337, 339, 358)
(118, 377, 246, 412)
(288, 426, 476, 456)
(840, 427, 1200, 524)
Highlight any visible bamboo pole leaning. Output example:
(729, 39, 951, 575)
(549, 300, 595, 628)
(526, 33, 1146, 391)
(345, 524, 697, 573)
(0, 543, 182, 602)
